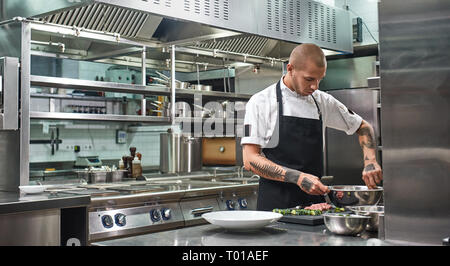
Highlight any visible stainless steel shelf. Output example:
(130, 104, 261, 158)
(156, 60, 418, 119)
(30, 75, 169, 96)
(174, 117, 244, 124)
(30, 111, 171, 123)
(30, 75, 252, 100)
(175, 90, 251, 100)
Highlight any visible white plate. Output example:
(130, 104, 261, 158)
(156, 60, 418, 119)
(202, 210, 282, 230)
(19, 185, 46, 194)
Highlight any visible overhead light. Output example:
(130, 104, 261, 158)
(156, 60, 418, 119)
(322, 48, 341, 56)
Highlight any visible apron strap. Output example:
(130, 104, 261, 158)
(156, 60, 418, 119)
(311, 95, 322, 121)
(276, 77, 322, 121)
(275, 80, 283, 117)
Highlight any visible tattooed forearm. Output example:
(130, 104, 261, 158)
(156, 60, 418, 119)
(249, 161, 285, 180)
(247, 155, 302, 185)
(284, 168, 302, 184)
(357, 124, 376, 149)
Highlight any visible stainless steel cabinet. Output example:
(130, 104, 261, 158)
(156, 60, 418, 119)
(325, 88, 380, 185)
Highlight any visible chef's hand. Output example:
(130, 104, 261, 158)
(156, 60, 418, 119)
(362, 160, 383, 189)
(298, 173, 330, 195)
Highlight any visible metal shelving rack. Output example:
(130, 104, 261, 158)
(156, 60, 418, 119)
(26, 21, 255, 124)
(0, 19, 268, 182)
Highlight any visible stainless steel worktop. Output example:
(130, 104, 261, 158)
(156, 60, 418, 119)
(0, 191, 90, 215)
(93, 221, 397, 246)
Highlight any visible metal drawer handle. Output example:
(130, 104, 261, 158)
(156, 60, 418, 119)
(191, 206, 213, 217)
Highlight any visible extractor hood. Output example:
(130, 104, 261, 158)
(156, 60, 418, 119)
(1, 0, 353, 58)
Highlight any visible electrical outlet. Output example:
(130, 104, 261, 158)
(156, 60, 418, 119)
(83, 144, 93, 150)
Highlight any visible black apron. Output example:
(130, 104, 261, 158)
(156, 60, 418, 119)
(257, 80, 324, 211)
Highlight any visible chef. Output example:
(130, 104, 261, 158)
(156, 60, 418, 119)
(241, 43, 383, 211)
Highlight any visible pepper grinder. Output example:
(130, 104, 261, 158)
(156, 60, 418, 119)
(130, 147, 137, 158)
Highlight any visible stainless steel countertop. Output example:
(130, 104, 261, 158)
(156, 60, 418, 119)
(92, 221, 397, 246)
(0, 191, 90, 215)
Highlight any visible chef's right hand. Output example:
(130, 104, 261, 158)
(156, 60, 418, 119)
(297, 173, 330, 195)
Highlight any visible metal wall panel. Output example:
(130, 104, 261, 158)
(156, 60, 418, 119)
(0, 57, 19, 130)
(0, 209, 60, 246)
(325, 89, 379, 185)
(0, 130, 20, 192)
(320, 56, 377, 90)
(379, 0, 450, 245)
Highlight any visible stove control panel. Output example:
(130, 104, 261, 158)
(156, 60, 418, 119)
(238, 198, 248, 209)
(101, 215, 114, 228)
(218, 190, 258, 211)
(114, 213, 127, 227)
(149, 209, 161, 222)
(89, 202, 184, 242)
(225, 200, 236, 210)
(161, 208, 172, 220)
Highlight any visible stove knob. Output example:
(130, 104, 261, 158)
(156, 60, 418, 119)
(238, 198, 248, 209)
(101, 215, 114, 228)
(226, 200, 235, 210)
(114, 213, 127, 227)
(161, 208, 172, 220)
(150, 209, 161, 222)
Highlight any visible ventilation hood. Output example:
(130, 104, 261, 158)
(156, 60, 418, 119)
(1, 0, 353, 60)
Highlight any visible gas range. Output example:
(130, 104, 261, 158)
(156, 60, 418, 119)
(73, 177, 259, 243)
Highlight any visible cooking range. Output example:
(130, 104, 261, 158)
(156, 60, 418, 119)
(56, 177, 258, 243)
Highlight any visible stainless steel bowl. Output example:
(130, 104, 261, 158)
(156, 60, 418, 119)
(349, 205, 384, 232)
(323, 213, 370, 235)
(327, 186, 383, 207)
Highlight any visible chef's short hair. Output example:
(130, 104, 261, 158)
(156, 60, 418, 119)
(289, 43, 326, 70)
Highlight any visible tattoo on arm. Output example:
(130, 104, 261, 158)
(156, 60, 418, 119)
(357, 125, 376, 149)
(301, 177, 313, 192)
(284, 168, 302, 184)
(364, 163, 375, 172)
(248, 156, 302, 185)
(249, 161, 284, 181)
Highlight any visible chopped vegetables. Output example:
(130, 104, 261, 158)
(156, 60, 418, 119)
(273, 206, 346, 216)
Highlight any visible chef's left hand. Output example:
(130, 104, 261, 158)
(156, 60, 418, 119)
(362, 160, 383, 189)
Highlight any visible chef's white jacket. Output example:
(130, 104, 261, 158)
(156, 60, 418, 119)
(241, 77, 363, 148)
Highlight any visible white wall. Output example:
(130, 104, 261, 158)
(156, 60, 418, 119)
(334, 0, 379, 46)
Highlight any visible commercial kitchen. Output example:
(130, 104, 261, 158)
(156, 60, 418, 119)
(0, 0, 448, 247)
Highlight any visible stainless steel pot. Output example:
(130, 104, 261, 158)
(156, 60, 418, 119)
(175, 81, 190, 90)
(202, 85, 212, 91)
(150, 101, 191, 118)
(191, 84, 203, 91)
(160, 132, 202, 173)
(154, 71, 190, 89)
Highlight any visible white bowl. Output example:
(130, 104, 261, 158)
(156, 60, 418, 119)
(19, 185, 46, 194)
(202, 210, 282, 231)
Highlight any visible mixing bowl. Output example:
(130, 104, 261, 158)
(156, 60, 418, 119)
(349, 205, 384, 232)
(323, 213, 370, 235)
(327, 186, 383, 207)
